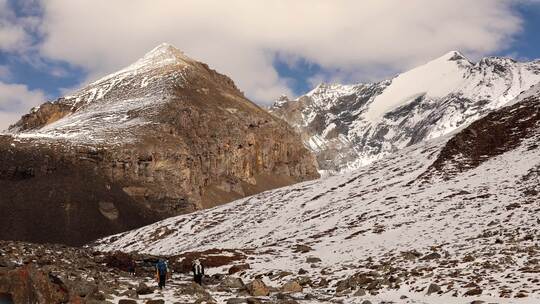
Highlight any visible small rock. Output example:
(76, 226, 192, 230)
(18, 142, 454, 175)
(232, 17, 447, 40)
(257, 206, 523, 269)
(120, 289, 138, 299)
(515, 292, 528, 298)
(226, 298, 247, 304)
(353, 288, 366, 296)
(464, 288, 482, 296)
(281, 280, 302, 293)
(228, 264, 250, 275)
(118, 300, 137, 304)
(247, 298, 262, 304)
(306, 257, 321, 263)
(463, 255, 475, 262)
(136, 282, 153, 295)
(427, 283, 441, 295)
(293, 244, 312, 253)
(296, 276, 312, 286)
(420, 252, 442, 261)
(145, 300, 165, 304)
(220, 276, 245, 289)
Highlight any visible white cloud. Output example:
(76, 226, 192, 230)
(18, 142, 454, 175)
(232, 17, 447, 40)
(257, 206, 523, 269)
(0, 82, 46, 131)
(29, 0, 529, 103)
(0, 0, 35, 52)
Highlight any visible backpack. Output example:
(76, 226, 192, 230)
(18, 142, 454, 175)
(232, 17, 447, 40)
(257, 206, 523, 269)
(156, 261, 167, 275)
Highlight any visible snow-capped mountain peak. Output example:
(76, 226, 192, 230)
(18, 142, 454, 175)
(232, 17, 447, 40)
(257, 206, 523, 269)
(444, 50, 469, 61)
(7, 43, 223, 144)
(270, 52, 540, 173)
(89, 42, 194, 87)
(365, 50, 473, 121)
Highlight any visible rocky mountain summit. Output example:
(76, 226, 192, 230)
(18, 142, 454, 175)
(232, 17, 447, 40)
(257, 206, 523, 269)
(0, 43, 319, 245)
(95, 86, 540, 303)
(270, 51, 540, 173)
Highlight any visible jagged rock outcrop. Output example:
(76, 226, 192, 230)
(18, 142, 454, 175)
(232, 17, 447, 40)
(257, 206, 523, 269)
(424, 84, 540, 179)
(270, 51, 540, 173)
(0, 43, 319, 245)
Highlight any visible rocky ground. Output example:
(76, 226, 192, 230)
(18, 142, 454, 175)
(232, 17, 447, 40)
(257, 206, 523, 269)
(2, 240, 540, 304)
(94, 93, 540, 304)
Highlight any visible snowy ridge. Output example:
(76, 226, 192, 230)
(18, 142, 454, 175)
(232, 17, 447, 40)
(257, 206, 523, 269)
(270, 52, 540, 173)
(8, 43, 196, 144)
(95, 92, 540, 303)
(365, 51, 471, 121)
(87, 43, 194, 87)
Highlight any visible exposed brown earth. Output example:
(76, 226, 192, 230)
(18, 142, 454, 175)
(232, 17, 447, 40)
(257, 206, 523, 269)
(423, 95, 540, 179)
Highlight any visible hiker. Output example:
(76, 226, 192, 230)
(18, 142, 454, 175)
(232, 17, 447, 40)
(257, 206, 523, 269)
(155, 259, 169, 289)
(128, 259, 136, 276)
(192, 259, 205, 285)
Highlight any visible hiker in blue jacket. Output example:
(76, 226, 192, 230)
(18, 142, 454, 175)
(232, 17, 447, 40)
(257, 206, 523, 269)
(192, 259, 205, 285)
(155, 259, 169, 289)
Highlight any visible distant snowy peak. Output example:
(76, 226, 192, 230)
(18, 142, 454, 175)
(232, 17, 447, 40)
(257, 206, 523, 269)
(88, 43, 195, 87)
(365, 50, 472, 121)
(270, 51, 540, 173)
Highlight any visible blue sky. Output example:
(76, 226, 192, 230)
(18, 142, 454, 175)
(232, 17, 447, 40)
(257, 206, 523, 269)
(0, 0, 539, 129)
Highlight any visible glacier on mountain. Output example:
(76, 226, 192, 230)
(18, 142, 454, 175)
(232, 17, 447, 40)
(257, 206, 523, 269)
(270, 51, 540, 173)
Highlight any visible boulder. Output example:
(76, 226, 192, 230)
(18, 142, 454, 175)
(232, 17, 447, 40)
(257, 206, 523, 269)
(281, 281, 302, 293)
(247, 297, 262, 304)
(353, 288, 366, 296)
(247, 279, 270, 296)
(229, 264, 250, 275)
(69, 279, 99, 298)
(136, 282, 153, 295)
(120, 288, 139, 299)
(220, 276, 245, 289)
(0, 266, 69, 304)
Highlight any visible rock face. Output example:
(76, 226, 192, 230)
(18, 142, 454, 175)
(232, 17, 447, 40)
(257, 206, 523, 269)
(0, 43, 319, 246)
(270, 51, 540, 173)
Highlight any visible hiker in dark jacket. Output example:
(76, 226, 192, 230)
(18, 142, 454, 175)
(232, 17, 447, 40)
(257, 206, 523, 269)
(128, 259, 136, 276)
(155, 259, 169, 289)
(192, 259, 204, 285)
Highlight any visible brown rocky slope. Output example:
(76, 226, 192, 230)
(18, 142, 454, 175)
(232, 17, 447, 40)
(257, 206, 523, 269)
(0, 43, 319, 246)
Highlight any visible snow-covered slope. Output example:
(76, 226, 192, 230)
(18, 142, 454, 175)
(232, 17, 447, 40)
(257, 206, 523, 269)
(95, 90, 540, 303)
(7, 43, 197, 143)
(270, 51, 540, 173)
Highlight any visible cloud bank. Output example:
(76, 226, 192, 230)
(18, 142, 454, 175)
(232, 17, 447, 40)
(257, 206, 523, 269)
(36, 0, 522, 102)
(0, 0, 528, 128)
(0, 82, 45, 131)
